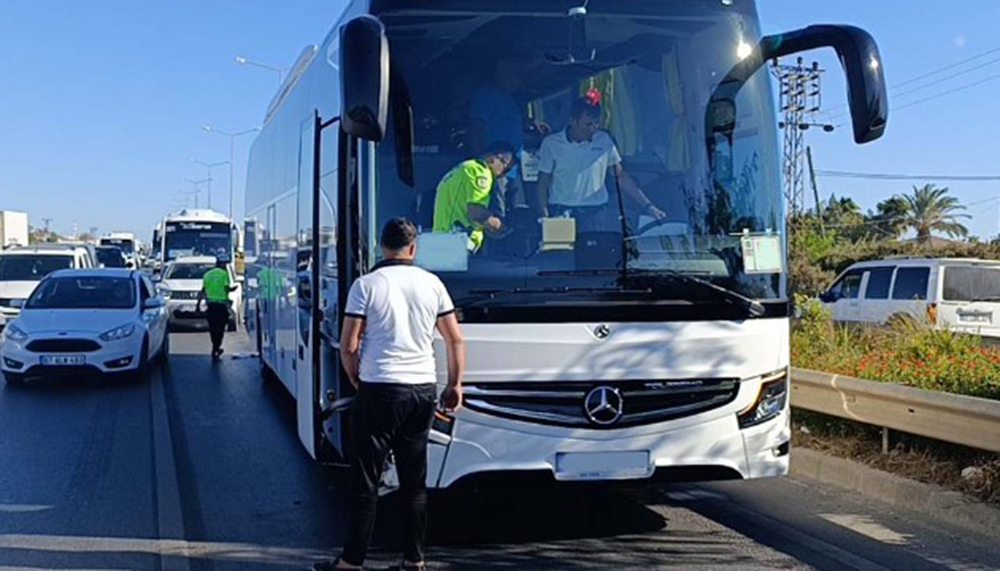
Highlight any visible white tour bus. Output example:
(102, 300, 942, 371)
(158, 209, 237, 267)
(244, 0, 887, 488)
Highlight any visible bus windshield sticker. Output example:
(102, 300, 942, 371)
(741, 235, 783, 274)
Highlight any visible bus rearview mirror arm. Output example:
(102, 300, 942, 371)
(707, 24, 888, 153)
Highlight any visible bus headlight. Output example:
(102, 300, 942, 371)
(737, 369, 788, 429)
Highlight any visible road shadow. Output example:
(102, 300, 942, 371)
(427, 485, 665, 545)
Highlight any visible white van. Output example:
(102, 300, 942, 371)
(0, 245, 95, 326)
(820, 258, 1000, 338)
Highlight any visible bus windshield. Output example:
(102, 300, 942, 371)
(164, 221, 233, 262)
(367, 2, 784, 308)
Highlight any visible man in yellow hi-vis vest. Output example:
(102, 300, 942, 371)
(196, 258, 237, 359)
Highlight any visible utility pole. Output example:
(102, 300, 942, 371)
(772, 58, 833, 216)
(806, 146, 824, 234)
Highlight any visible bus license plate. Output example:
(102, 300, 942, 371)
(555, 451, 651, 481)
(41, 355, 85, 366)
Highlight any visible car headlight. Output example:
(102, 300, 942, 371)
(737, 369, 789, 429)
(100, 323, 136, 341)
(157, 286, 172, 299)
(4, 323, 28, 342)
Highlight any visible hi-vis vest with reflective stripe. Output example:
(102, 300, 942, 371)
(203, 267, 230, 302)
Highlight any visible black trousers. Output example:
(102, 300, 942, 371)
(206, 302, 228, 352)
(341, 382, 437, 566)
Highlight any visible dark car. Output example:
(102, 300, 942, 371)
(95, 246, 129, 268)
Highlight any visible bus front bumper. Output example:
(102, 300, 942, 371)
(431, 408, 789, 489)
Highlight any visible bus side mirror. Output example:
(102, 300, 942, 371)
(760, 25, 888, 144)
(340, 15, 389, 142)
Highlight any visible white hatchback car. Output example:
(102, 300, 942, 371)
(820, 257, 1000, 339)
(1, 269, 169, 385)
(157, 256, 241, 331)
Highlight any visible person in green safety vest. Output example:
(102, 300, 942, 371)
(196, 258, 237, 359)
(432, 141, 516, 251)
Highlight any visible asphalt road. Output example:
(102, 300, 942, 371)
(1, 330, 997, 570)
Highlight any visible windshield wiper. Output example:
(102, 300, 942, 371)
(970, 296, 1000, 302)
(631, 269, 767, 317)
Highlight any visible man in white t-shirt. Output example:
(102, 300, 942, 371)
(536, 94, 666, 231)
(318, 218, 465, 571)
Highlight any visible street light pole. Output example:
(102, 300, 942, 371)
(203, 125, 259, 219)
(234, 56, 290, 87)
(183, 178, 211, 209)
(191, 159, 228, 210)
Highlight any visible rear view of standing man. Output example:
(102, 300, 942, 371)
(316, 218, 465, 571)
(195, 258, 235, 360)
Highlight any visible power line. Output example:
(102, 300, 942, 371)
(892, 72, 1000, 112)
(891, 55, 1000, 99)
(816, 170, 1000, 182)
(894, 45, 1000, 89)
(825, 44, 1000, 117)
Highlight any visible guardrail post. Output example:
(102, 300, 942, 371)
(881, 426, 890, 454)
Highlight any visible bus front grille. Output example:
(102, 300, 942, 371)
(462, 379, 739, 429)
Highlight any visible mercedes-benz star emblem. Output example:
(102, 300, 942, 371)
(593, 324, 611, 339)
(583, 386, 624, 426)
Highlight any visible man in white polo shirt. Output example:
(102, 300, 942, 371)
(536, 93, 666, 231)
(318, 218, 465, 571)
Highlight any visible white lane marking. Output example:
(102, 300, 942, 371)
(665, 489, 728, 502)
(0, 504, 54, 513)
(149, 365, 190, 571)
(693, 496, 896, 571)
(820, 514, 912, 546)
(0, 534, 329, 566)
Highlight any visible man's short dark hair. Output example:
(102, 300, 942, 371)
(381, 217, 418, 251)
(483, 140, 517, 159)
(570, 96, 601, 120)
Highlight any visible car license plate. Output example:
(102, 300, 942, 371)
(41, 355, 85, 366)
(555, 451, 651, 481)
(960, 313, 991, 323)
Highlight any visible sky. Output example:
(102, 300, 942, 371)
(1, 1, 999, 241)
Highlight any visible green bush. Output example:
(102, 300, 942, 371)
(791, 296, 1000, 400)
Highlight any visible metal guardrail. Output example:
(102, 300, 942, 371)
(790, 367, 1000, 454)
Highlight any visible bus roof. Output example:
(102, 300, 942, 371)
(165, 209, 232, 224)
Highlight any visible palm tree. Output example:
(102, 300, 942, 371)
(900, 184, 969, 243)
(866, 196, 910, 239)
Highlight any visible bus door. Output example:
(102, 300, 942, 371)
(296, 114, 352, 463)
(296, 117, 322, 459)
